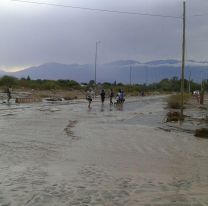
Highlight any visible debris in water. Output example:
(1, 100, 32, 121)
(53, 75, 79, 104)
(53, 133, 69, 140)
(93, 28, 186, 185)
(195, 128, 208, 138)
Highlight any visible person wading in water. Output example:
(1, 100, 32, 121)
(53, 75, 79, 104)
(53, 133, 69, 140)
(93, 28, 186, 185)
(100, 89, 105, 104)
(109, 89, 114, 105)
(6, 87, 12, 103)
(86, 89, 93, 108)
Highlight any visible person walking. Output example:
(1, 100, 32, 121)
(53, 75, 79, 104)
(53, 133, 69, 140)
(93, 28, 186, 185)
(109, 89, 114, 104)
(120, 90, 125, 103)
(6, 87, 12, 103)
(100, 89, 105, 104)
(86, 89, 93, 108)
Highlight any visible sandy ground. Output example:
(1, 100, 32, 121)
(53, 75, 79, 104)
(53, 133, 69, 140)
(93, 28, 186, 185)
(0, 95, 208, 206)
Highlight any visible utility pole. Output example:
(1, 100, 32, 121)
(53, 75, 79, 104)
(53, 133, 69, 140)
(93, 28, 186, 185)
(130, 65, 132, 85)
(145, 68, 148, 85)
(180, 1, 186, 119)
(201, 72, 203, 92)
(94, 41, 100, 86)
(188, 71, 191, 93)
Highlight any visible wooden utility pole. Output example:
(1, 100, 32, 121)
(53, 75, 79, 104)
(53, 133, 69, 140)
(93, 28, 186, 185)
(201, 72, 203, 92)
(188, 71, 191, 93)
(180, 1, 186, 119)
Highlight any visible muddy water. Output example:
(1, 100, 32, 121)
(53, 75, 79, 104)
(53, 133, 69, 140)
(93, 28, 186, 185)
(0, 96, 208, 206)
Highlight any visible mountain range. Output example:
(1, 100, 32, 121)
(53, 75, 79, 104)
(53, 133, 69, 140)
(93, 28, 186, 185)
(1, 59, 208, 84)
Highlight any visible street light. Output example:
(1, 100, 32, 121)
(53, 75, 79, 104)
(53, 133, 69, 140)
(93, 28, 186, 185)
(130, 65, 132, 85)
(94, 41, 101, 86)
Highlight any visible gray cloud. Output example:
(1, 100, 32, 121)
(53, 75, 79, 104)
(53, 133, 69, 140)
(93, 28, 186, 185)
(0, 0, 207, 71)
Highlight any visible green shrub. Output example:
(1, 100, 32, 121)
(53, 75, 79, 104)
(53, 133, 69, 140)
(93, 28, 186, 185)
(0, 75, 18, 87)
(167, 93, 191, 109)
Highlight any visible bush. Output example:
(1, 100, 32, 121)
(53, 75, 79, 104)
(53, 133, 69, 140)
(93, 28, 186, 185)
(0, 75, 18, 87)
(195, 128, 208, 138)
(166, 111, 183, 122)
(41, 81, 59, 90)
(167, 93, 191, 109)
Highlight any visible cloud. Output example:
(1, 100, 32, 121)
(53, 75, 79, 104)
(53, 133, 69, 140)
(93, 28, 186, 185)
(0, 0, 207, 71)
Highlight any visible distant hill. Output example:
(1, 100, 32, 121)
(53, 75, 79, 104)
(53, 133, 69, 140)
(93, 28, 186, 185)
(146, 59, 181, 65)
(6, 59, 208, 84)
(9, 62, 92, 83)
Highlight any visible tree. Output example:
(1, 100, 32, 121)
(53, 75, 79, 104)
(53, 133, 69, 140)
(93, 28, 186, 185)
(0, 75, 18, 87)
(117, 82, 123, 86)
(27, 75, 31, 81)
(88, 80, 95, 86)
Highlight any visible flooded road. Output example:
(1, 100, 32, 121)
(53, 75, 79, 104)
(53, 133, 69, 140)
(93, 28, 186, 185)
(0, 95, 208, 206)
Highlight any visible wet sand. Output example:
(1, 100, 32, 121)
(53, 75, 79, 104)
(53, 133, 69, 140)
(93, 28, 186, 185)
(0, 95, 208, 206)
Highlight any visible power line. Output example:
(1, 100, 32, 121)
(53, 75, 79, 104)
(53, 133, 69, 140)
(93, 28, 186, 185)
(9, 0, 182, 19)
(189, 14, 208, 17)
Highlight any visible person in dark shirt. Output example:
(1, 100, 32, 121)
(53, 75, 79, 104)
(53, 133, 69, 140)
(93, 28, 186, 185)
(7, 87, 12, 103)
(100, 89, 105, 104)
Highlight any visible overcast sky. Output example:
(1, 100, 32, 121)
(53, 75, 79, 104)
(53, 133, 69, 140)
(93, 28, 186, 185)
(0, 0, 207, 71)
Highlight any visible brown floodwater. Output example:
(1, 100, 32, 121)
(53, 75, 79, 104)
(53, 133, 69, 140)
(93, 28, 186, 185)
(0, 95, 207, 206)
